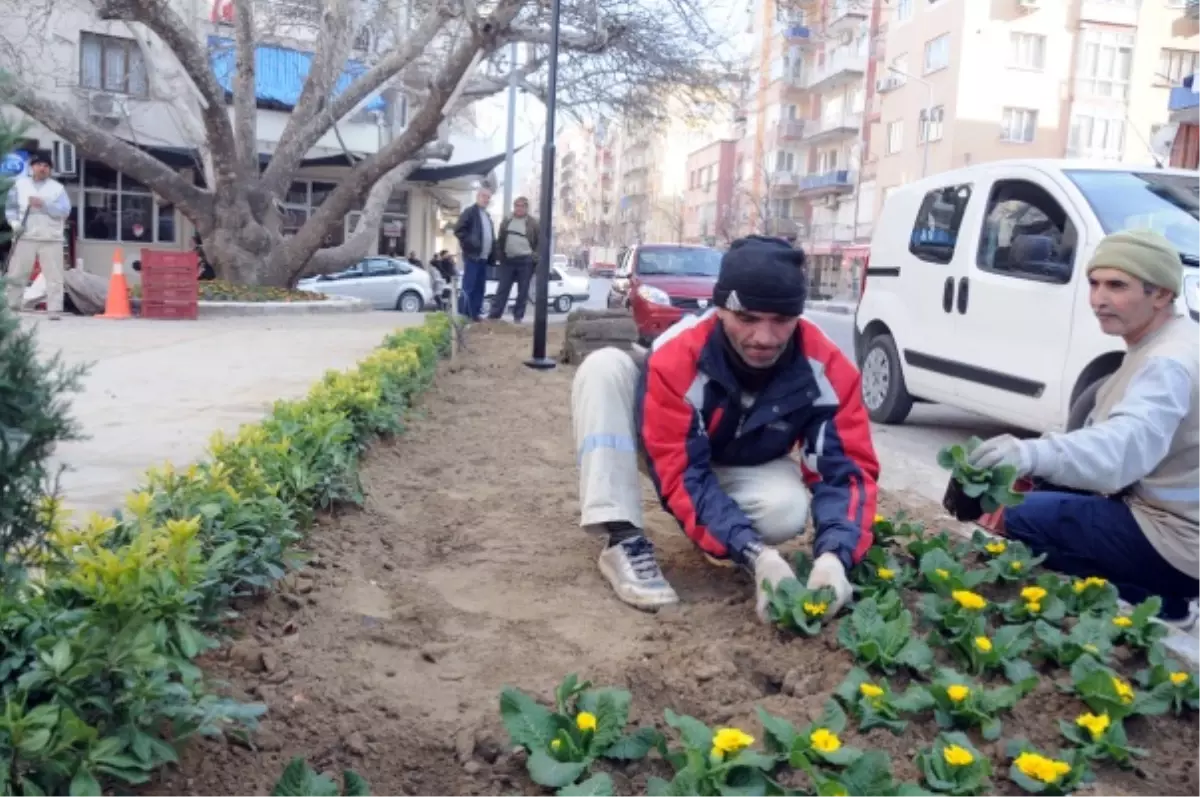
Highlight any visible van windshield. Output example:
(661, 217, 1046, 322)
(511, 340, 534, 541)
(1064, 170, 1199, 261)
(636, 246, 724, 277)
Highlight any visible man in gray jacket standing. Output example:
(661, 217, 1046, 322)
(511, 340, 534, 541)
(5, 151, 70, 318)
(487, 196, 539, 322)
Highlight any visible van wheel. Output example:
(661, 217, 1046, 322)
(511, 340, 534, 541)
(554, 295, 573, 313)
(860, 333, 914, 424)
(1067, 376, 1109, 432)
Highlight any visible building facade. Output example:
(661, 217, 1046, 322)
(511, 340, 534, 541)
(683, 139, 738, 244)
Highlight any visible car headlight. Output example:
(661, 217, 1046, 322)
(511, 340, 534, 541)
(636, 284, 672, 306)
(1185, 273, 1198, 315)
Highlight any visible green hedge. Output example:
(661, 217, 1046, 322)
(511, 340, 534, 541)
(0, 314, 451, 796)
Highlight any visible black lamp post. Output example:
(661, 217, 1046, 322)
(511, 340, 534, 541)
(524, 0, 563, 370)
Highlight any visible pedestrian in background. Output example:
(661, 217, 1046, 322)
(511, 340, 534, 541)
(487, 196, 539, 323)
(453, 186, 495, 321)
(5, 151, 70, 319)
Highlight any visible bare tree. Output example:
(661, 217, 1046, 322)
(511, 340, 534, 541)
(651, 194, 684, 244)
(0, 0, 735, 286)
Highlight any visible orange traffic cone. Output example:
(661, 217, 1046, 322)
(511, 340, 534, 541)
(99, 248, 132, 320)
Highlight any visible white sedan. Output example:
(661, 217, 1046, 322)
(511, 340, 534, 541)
(297, 257, 434, 312)
(483, 264, 591, 316)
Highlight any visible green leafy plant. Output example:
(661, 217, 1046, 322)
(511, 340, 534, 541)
(937, 437, 1026, 514)
(977, 538, 1045, 583)
(1105, 597, 1168, 652)
(804, 749, 930, 797)
(916, 732, 992, 796)
(904, 530, 965, 564)
(1135, 647, 1199, 716)
(1059, 712, 1145, 769)
(950, 625, 1035, 682)
(833, 667, 933, 735)
(927, 669, 1035, 741)
(916, 549, 990, 596)
(837, 597, 933, 674)
(919, 586, 990, 645)
(762, 578, 839, 636)
(272, 757, 370, 796)
(1062, 576, 1119, 616)
(1000, 580, 1067, 625)
(646, 711, 775, 797)
(500, 674, 661, 791)
(758, 700, 862, 770)
(850, 548, 915, 598)
(870, 513, 925, 549)
(1004, 740, 1089, 796)
(1070, 657, 1170, 721)
(1031, 616, 1114, 668)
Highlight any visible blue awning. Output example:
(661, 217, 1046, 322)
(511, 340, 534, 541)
(208, 36, 385, 113)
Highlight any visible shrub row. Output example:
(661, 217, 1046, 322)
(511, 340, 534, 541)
(0, 314, 450, 796)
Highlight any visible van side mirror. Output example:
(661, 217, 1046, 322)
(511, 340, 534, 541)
(1010, 234, 1071, 283)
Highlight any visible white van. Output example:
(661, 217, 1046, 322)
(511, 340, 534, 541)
(853, 160, 1198, 434)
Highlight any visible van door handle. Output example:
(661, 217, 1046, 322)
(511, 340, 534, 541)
(957, 277, 969, 314)
(942, 277, 954, 313)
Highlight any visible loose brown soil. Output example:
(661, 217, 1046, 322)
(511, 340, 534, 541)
(149, 325, 1199, 796)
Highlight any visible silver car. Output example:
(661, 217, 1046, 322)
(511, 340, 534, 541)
(297, 257, 433, 312)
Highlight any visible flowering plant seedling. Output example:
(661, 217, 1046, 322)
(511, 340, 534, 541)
(803, 750, 930, 797)
(1062, 576, 1119, 616)
(500, 674, 662, 789)
(928, 668, 1035, 741)
(1135, 647, 1199, 716)
(646, 711, 776, 797)
(937, 437, 1027, 514)
(758, 700, 862, 768)
(1058, 712, 1146, 769)
(762, 577, 839, 636)
(920, 585, 990, 645)
(1105, 597, 1168, 652)
(1032, 616, 1114, 668)
(838, 596, 933, 674)
(917, 549, 990, 596)
(271, 757, 370, 796)
(904, 530, 965, 563)
(833, 667, 934, 735)
(1004, 739, 1090, 796)
(1000, 579, 1066, 624)
(871, 512, 925, 549)
(851, 547, 915, 598)
(1069, 657, 1171, 721)
(980, 538, 1045, 583)
(915, 732, 992, 796)
(950, 625, 1035, 681)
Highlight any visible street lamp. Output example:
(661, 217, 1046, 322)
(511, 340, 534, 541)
(525, 0, 563, 370)
(887, 66, 934, 179)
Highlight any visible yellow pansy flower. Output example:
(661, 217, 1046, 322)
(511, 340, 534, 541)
(946, 684, 970, 703)
(1170, 671, 1190, 686)
(576, 712, 597, 732)
(984, 541, 1006, 555)
(1014, 752, 1071, 784)
(1010, 561, 1023, 572)
(935, 568, 949, 580)
(1021, 586, 1047, 602)
(1112, 616, 1133, 628)
(951, 590, 987, 611)
(809, 728, 841, 753)
(1075, 712, 1110, 740)
(803, 601, 829, 618)
(859, 682, 885, 699)
(1111, 677, 1135, 705)
(943, 744, 974, 767)
(1025, 601, 1042, 613)
(712, 728, 754, 755)
(877, 567, 895, 581)
(974, 636, 993, 653)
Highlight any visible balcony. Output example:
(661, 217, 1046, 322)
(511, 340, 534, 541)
(1188, 0, 1199, 19)
(784, 25, 814, 47)
(797, 169, 856, 197)
(770, 170, 800, 190)
(826, 1, 868, 34)
(776, 120, 806, 140)
(782, 69, 806, 89)
(1078, 0, 1139, 27)
(801, 113, 862, 144)
(805, 49, 867, 92)
(1169, 74, 1198, 123)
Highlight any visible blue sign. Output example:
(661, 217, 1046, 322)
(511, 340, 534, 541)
(0, 150, 28, 177)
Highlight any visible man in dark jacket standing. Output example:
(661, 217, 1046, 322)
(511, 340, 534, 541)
(453, 186, 496, 321)
(487, 196, 539, 322)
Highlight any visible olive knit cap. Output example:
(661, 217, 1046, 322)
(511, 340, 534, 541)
(1086, 229, 1182, 295)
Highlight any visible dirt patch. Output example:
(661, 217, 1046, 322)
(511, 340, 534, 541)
(148, 325, 1199, 796)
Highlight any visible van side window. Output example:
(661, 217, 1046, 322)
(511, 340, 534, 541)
(909, 184, 972, 264)
(976, 179, 1076, 285)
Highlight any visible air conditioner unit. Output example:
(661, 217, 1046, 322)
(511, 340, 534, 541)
(876, 75, 904, 94)
(87, 92, 124, 128)
(1019, 0, 1038, 7)
(51, 141, 77, 176)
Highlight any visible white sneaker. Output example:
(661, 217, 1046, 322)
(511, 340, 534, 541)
(598, 536, 679, 611)
(1157, 600, 1200, 635)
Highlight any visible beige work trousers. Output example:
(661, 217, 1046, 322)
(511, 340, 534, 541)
(6, 238, 64, 313)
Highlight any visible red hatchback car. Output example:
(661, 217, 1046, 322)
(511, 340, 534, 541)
(605, 244, 725, 343)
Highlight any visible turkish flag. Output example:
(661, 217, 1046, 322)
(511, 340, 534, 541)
(211, 0, 233, 23)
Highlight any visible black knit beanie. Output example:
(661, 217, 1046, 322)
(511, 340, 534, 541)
(712, 235, 808, 316)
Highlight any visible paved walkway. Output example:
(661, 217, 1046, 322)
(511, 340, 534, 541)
(30, 312, 423, 516)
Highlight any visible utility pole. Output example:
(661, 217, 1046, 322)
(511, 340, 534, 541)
(502, 42, 519, 210)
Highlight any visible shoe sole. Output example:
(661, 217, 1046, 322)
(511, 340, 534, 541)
(598, 556, 679, 611)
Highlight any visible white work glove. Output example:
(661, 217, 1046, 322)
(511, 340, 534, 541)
(969, 434, 1035, 475)
(807, 552, 853, 616)
(753, 548, 796, 623)
(8, 221, 21, 236)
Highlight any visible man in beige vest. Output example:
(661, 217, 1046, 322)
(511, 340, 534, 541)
(5, 151, 70, 318)
(970, 229, 1198, 628)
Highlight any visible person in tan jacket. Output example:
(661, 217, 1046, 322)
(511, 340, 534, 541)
(970, 229, 1198, 628)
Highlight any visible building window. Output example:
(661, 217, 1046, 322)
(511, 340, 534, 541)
(1000, 107, 1037, 143)
(923, 34, 950, 74)
(1068, 115, 1125, 160)
(895, 0, 913, 23)
(1076, 29, 1133, 100)
(1158, 49, 1199, 85)
(773, 151, 796, 171)
(1009, 33, 1046, 71)
(886, 120, 904, 154)
(79, 33, 148, 98)
(79, 160, 176, 243)
(919, 106, 945, 143)
(283, 180, 346, 243)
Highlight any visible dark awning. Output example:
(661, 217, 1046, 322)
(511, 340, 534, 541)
(408, 151, 509, 183)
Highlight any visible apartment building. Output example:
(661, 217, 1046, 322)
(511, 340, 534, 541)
(0, 0, 500, 276)
(683, 139, 738, 244)
(870, 0, 1199, 222)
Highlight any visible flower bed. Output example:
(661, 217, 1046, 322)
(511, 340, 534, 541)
(0, 315, 449, 796)
(130, 280, 325, 303)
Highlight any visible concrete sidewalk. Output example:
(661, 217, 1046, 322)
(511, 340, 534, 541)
(30, 312, 423, 516)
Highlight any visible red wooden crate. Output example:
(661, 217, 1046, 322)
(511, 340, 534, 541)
(141, 299, 198, 320)
(140, 250, 199, 289)
(142, 284, 198, 304)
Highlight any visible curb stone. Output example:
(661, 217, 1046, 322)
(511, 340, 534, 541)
(196, 297, 371, 317)
(807, 300, 856, 316)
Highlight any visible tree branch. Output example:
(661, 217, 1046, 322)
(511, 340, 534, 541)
(0, 73, 211, 216)
(231, 0, 258, 174)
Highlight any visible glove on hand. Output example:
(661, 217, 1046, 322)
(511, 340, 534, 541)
(806, 552, 853, 615)
(753, 548, 796, 623)
(8, 221, 21, 236)
(968, 434, 1035, 475)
